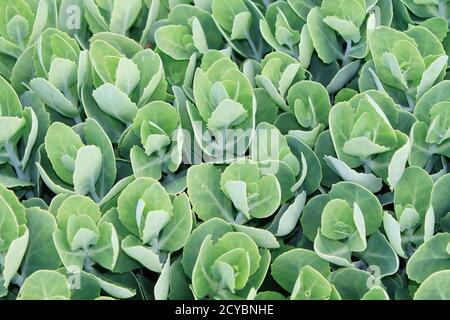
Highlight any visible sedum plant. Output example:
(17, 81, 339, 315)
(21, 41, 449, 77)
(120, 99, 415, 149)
(85, 37, 168, 141)
(0, 184, 28, 297)
(28, 28, 82, 122)
(0, 76, 42, 192)
(37, 119, 116, 202)
(117, 177, 192, 274)
(0, 0, 450, 302)
(119, 101, 185, 181)
(154, 4, 223, 61)
(0, 0, 58, 81)
(186, 50, 256, 161)
(365, 25, 447, 109)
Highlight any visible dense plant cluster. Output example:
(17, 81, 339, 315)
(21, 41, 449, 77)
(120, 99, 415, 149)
(0, 0, 450, 300)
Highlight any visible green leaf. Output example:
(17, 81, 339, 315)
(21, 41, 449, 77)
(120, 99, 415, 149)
(329, 182, 383, 235)
(45, 122, 84, 185)
(406, 233, 450, 283)
(414, 270, 450, 300)
(121, 235, 162, 272)
(0, 117, 26, 147)
(90, 272, 136, 299)
(314, 231, 353, 267)
(307, 7, 341, 64)
(191, 235, 217, 298)
(358, 231, 399, 277)
(73, 145, 103, 198)
(92, 84, 138, 124)
(361, 286, 389, 300)
(321, 199, 356, 240)
(187, 164, 234, 222)
(331, 268, 377, 300)
(29, 78, 78, 118)
(20, 208, 61, 277)
(56, 195, 101, 230)
(117, 177, 172, 237)
(154, 25, 196, 60)
(89, 222, 119, 270)
(169, 260, 194, 300)
(207, 99, 248, 130)
(52, 230, 85, 269)
(154, 255, 171, 300)
(431, 173, 450, 221)
(271, 248, 331, 292)
(109, 0, 142, 35)
(233, 224, 279, 249)
(17, 270, 70, 300)
(324, 156, 382, 193)
(182, 218, 233, 278)
(394, 166, 434, 218)
(159, 193, 193, 252)
(3, 227, 28, 288)
(270, 191, 306, 237)
(115, 57, 140, 96)
(291, 265, 334, 300)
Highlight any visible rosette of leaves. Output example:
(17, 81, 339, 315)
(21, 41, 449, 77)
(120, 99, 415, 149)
(219, 160, 281, 223)
(119, 101, 184, 181)
(0, 77, 44, 192)
(251, 122, 322, 202)
(187, 161, 281, 248)
(28, 28, 82, 122)
(301, 181, 399, 278)
(82, 0, 143, 36)
(51, 194, 138, 299)
(329, 268, 390, 300)
(302, 0, 391, 79)
(187, 158, 309, 245)
(0, 0, 58, 80)
(117, 178, 193, 275)
(366, 25, 447, 108)
(154, 4, 223, 61)
(84, 38, 167, 141)
(328, 90, 413, 192)
(36, 119, 116, 202)
(210, 0, 269, 60)
(17, 270, 71, 300)
(271, 248, 341, 300)
(8, 206, 62, 298)
(383, 167, 435, 260)
(410, 81, 450, 169)
(285, 80, 331, 148)
(181, 218, 270, 299)
(255, 51, 308, 112)
(259, 0, 307, 57)
(186, 50, 255, 161)
(0, 183, 29, 297)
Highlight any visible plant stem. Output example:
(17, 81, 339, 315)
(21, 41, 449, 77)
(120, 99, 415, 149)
(151, 238, 161, 256)
(438, 0, 447, 18)
(342, 41, 353, 67)
(74, 116, 82, 125)
(245, 32, 260, 60)
(234, 212, 246, 225)
(90, 187, 100, 204)
(84, 257, 95, 273)
(405, 93, 415, 112)
(12, 274, 25, 287)
(5, 143, 26, 181)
